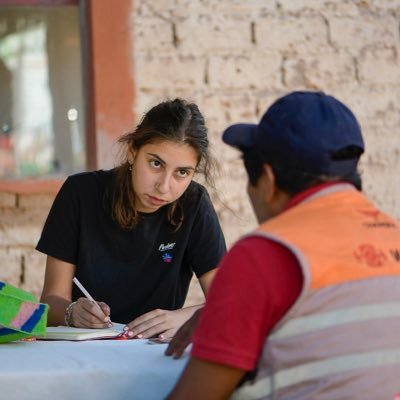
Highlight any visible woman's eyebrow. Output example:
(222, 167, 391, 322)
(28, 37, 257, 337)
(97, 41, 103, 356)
(147, 152, 196, 170)
(147, 153, 166, 166)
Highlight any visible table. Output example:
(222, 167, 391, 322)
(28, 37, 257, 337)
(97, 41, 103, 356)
(0, 338, 189, 400)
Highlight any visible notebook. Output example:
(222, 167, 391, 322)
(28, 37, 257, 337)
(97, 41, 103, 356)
(38, 322, 127, 341)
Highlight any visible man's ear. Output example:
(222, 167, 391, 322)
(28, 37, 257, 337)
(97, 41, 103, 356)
(262, 163, 277, 203)
(262, 163, 291, 215)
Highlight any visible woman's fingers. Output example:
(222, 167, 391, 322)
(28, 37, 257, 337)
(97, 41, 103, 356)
(71, 298, 111, 328)
(98, 302, 111, 317)
(124, 308, 200, 340)
(135, 321, 173, 340)
(124, 309, 187, 339)
(124, 309, 170, 338)
(72, 312, 109, 328)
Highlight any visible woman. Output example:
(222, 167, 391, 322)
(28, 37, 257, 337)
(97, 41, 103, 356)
(38, 98, 226, 340)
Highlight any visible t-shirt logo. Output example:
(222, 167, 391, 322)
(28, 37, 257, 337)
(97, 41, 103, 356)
(162, 253, 172, 263)
(159, 243, 175, 263)
(158, 242, 175, 251)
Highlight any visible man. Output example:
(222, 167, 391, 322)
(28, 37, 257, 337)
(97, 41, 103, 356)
(166, 91, 400, 399)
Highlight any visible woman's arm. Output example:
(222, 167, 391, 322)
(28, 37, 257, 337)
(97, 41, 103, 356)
(40, 256, 75, 326)
(198, 267, 217, 295)
(40, 256, 111, 327)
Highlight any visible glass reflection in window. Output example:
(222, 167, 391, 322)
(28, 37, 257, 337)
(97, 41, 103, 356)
(0, 6, 85, 177)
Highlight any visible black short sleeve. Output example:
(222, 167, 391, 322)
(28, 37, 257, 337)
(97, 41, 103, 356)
(36, 176, 80, 264)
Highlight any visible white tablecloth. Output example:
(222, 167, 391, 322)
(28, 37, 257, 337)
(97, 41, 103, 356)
(1, 339, 189, 400)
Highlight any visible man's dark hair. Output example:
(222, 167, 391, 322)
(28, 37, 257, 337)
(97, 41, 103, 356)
(242, 147, 362, 195)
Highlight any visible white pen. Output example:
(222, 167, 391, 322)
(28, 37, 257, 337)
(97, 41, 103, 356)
(72, 277, 113, 327)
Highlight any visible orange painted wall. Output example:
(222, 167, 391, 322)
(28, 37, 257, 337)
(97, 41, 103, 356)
(87, 0, 136, 169)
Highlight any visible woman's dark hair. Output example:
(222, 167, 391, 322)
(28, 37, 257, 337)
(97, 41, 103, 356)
(112, 98, 216, 230)
(242, 148, 362, 195)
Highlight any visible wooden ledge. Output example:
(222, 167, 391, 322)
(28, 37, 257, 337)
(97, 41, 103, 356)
(0, 177, 65, 194)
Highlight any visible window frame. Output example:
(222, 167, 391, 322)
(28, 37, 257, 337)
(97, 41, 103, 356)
(0, 0, 135, 193)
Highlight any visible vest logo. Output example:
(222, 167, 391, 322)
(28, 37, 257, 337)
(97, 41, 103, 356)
(354, 244, 387, 268)
(359, 208, 397, 228)
(162, 253, 172, 263)
(390, 249, 400, 263)
(158, 242, 176, 252)
(358, 209, 380, 220)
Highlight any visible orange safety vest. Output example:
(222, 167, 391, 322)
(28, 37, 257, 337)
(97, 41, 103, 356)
(232, 184, 400, 400)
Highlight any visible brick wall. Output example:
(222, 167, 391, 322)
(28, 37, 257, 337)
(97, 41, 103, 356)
(0, 192, 53, 297)
(1, 0, 400, 303)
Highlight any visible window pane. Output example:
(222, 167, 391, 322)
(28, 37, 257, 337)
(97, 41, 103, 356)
(0, 6, 85, 177)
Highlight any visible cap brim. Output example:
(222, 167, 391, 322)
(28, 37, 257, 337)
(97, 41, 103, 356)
(222, 123, 258, 150)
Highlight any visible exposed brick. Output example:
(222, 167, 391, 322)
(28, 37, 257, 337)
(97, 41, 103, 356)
(256, 16, 330, 53)
(0, 192, 16, 208)
(360, 138, 400, 220)
(134, 17, 176, 55)
(134, 0, 193, 19)
(369, 0, 400, 13)
(330, 16, 399, 52)
(284, 53, 356, 89)
(0, 208, 47, 247)
(177, 15, 251, 55)
(277, 0, 359, 16)
(333, 86, 400, 124)
(358, 48, 400, 84)
(208, 1, 276, 16)
(135, 54, 205, 89)
(0, 249, 22, 287)
(208, 53, 282, 90)
(200, 92, 259, 127)
(18, 193, 56, 209)
(135, 0, 276, 19)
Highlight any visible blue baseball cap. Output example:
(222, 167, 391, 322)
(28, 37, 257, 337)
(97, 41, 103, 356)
(222, 91, 364, 175)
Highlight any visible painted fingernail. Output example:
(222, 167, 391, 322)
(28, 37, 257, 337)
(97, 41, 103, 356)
(128, 331, 134, 337)
(159, 334, 164, 340)
(136, 334, 143, 339)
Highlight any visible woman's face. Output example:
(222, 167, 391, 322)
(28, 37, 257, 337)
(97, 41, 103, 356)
(130, 140, 199, 213)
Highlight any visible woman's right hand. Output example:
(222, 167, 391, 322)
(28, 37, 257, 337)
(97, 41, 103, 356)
(68, 297, 112, 328)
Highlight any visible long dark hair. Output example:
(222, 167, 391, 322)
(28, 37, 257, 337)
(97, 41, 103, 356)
(112, 98, 216, 230)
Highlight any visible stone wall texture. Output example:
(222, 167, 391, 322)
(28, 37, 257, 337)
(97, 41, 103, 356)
(1, 0, 400, 304)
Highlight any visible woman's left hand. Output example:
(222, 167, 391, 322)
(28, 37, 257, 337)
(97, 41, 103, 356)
(123, 306, 201, 340)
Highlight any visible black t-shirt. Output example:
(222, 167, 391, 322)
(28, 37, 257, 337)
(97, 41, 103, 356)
(36, 169, 226, 323)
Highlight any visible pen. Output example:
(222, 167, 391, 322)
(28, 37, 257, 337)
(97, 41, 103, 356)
(72, 277, 113, 327)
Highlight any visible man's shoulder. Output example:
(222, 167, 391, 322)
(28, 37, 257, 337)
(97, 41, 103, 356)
(234, 234, 284, 249)
(232, 234, 299, 262)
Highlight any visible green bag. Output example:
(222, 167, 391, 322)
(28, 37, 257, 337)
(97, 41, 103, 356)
(0, 281, 48, 343)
